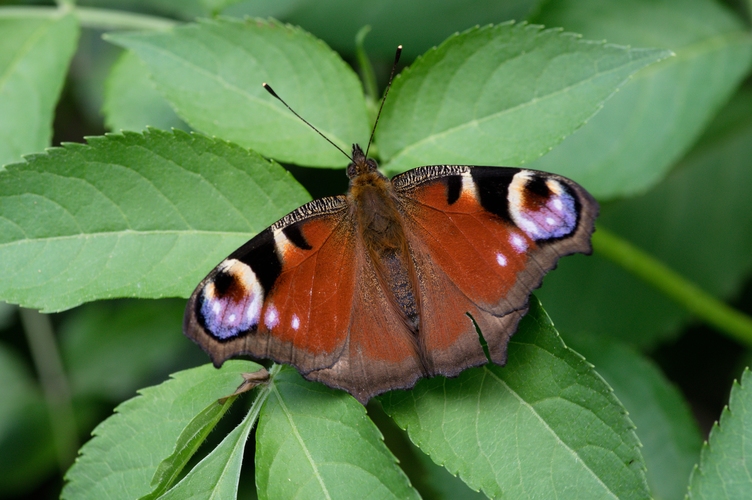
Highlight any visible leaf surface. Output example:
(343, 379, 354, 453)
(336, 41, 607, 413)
(688, 369, 752, 500)
(256, 366, 419, 500)
(0, 9, 78, 166)
(377, 22, 670, 175)
(103, 50, 188, 132)
(107, 18, 369, 168)
(381, 298, 648, 499)
(0, 129, 310, 312)
(529, 0, 752, 198)
(61, 360, 260, 500)
(146, 389, 259, 500)
(566, 333, 702, 500)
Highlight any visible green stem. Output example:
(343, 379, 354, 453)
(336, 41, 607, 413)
(0, 5, 177, 31)
(593, 227, 752, 347)
(355, 25, 379, 105)
(20, 308, 78, 473)
(75, 6, 177, 30)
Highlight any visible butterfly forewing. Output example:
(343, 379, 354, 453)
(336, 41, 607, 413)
(184, 196, 357, 373)
(184, 194, 426, 403)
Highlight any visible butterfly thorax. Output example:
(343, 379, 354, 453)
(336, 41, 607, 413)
(347, 146, 420, 332)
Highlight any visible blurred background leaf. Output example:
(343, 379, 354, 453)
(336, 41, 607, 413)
(0, 344, 56, 496)
(528, 0, 752, 199)
(0, 9, 78, 167)
(225, 0, 540, 60)
(59, 299, 202, 400)
(102, 50, 187, 132)
(108, 18, 370, 168)
(538, 87, 752, 347)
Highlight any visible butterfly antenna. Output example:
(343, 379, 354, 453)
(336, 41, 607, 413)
(364, 45, 402, 159)
(262, 82, 353, 162)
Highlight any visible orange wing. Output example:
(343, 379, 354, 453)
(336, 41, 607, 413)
(393, 165, 598, 373)
(184, 196, 423, 403)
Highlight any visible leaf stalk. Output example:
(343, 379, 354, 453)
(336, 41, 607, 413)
(0, 5, 176, 31)
(20, 308, 78, 473)
(594, 227, 752, 346)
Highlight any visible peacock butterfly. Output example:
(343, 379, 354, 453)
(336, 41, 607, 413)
(183, 48, 599, 404)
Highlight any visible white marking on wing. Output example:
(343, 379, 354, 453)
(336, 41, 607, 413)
(265, 305, 279, 329)
(496, 252, 508, 266)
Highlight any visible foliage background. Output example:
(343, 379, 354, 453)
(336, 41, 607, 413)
(1, 0, 752, 498)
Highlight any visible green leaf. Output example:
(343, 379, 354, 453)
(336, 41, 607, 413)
(107, 17, 370, 168)
(141, 393, 243, 499)
(103, 50, 188, 132)
(528, 0, 752, 199)
(0, 129, 311, 312)
(0, 9, 78, 167)
(565, 333, 702, 500)
(377, 22, 670, 175)
(61, 360, 260, 500)
(0, 344, 56, 495)
(270, 0, 538, 59)
(538, 87, 752, 347)
(381, 298, 648, 499)
(256, 366, 419, 500)
(59, 299, 195, 400)
(688, 368, 752, 499)
(157, 382, 266, 500)
(138, 0, 245, 19)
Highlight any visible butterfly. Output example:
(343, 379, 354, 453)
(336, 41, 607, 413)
(183, 49, 598, 404)
(183, 147, 598, 403)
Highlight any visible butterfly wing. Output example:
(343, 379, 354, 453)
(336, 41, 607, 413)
(392, 165, 598, 374)
(184, 195, 423, 403)
(304, 238, 425, 403)
(185, 165, 597, 403)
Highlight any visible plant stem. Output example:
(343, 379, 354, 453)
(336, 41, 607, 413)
(593, 227, 752, 347)
(355, 25, 379, 105)
(75, 6, 177, 30)
(20, 308, 78, 473)
(0, 5, 177, 31)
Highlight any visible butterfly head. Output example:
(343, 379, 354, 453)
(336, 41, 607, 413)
(347, 144, 379, 180)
